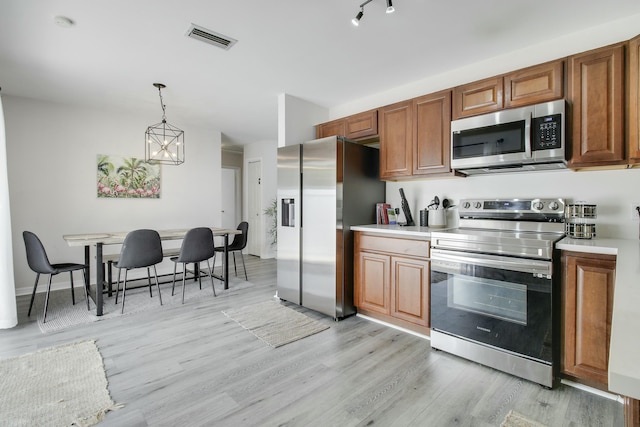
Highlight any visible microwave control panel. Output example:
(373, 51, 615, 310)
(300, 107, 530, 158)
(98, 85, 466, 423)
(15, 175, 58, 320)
(532, 113, 562, 151)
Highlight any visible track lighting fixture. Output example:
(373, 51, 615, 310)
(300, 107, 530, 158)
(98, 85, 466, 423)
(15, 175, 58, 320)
(386, 0, 395, 13)
(351, 0, 395, 26)
(352, 9, 364, 26)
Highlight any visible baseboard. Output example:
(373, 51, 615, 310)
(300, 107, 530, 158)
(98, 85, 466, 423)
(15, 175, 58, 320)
(356, 313, 430, 340)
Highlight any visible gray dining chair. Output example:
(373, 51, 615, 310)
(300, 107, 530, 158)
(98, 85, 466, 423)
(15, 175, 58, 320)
(214, 221, 248, 281)
(114, 229, 163, 314)
(23, 231, 89, 323)
(170, 227, 217, 303)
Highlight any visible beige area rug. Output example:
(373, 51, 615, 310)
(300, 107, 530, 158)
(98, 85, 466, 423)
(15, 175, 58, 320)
(222, 300, 329, 347)
(0, 340, 121, 427)
(36, 277, 254, 333)
(501, 410, 548, 427)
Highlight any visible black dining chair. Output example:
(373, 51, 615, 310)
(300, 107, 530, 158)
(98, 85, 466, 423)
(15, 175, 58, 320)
(114, 229, 163, 314)
(214, 221, 248, 281)
(170, 227, 217, 303)
(23, 231, 89, 323)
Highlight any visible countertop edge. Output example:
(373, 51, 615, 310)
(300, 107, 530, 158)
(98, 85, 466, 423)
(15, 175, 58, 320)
(351, 224, 451, 238)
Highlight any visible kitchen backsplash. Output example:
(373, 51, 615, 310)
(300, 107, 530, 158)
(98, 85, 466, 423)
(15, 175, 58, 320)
(385, 167, 640, 240)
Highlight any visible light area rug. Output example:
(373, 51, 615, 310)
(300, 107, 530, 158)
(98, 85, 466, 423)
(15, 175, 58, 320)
(0, 340, 121, 427)
(501, 410, 548, 427)
(36, 277, 254, 334)
(222, 300, 329, 348)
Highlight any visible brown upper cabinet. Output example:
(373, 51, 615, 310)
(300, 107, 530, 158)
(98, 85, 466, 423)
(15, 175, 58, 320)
(413, 90, 452, 176)
(628, 35, 640, 163)
(568, 42, 626, 168)
(379, 100, 413, 179)
(453, 60, 564, 120)
(504, 60, 564, 108)
(316, 109, 378, 141)
(452, 76, 503, 120)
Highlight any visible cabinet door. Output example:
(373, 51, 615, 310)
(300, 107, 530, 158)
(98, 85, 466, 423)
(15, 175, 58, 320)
(316, 119, 345, 139)
(562, 252, 616, 386)
(379, 100, 413, 179)
(568, 43, 626, 167)
(355, 251, 390, 315)
(452, 76, 503, 119)
(390, 256, 430, 327)
(413, 90, 452, 176)
(504, 60, 564, 108)
(345, 110, 378, 140)
(628, 35, 640, 163)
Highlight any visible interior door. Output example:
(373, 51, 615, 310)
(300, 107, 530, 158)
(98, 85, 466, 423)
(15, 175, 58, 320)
(221, 167, 240, 230)
(247, 160, 261, 257)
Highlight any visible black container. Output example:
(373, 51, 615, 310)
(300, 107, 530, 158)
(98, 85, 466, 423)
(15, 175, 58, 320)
(419, 209, 428, 227)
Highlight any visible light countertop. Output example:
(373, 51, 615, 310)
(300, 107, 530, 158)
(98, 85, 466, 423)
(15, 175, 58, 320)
(350, 223, 451, 238)
(557, 237, 640, 400)
(353, 225, 640, 399)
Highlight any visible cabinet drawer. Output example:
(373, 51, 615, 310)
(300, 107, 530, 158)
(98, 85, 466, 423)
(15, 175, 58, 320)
(357, 233, 429, 258)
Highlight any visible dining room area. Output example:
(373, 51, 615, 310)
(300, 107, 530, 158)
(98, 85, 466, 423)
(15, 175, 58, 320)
(0, 92, 256, 320)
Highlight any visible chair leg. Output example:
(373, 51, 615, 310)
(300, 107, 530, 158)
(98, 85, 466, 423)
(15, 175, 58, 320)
(115, 268, 122, 304)
(233, 252, 238, 276)
(121, 270, 128, 314)
(196, 262, 203, 290)
(69, 271, 76, 305)
(82, 268, 90, 310)
(27, 273, 40, 317)
(153, 266, 162, 305)
(206, 259, 216, 297)
(107, 261, 113, 297)
(240, 252, 247, 281)
(43, 274, 53, 323)
(147, 267, 153, 297)
(172, 262, 178, 296)
(181, 263, 187, 304)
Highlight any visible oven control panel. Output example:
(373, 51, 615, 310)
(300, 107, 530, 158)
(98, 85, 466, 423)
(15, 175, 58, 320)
(459, 198, 565, 221)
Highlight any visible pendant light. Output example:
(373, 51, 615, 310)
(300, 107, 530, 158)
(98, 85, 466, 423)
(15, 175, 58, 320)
(145, 83, 184, 165)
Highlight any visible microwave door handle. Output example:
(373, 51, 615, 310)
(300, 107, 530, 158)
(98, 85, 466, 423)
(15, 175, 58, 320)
(524, 114, 533, 159)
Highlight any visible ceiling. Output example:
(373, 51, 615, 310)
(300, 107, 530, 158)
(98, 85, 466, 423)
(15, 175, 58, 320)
(2, 0, 640, 149)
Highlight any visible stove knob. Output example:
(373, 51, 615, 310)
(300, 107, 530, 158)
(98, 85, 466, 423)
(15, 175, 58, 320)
(532, 201, 544, 210)
(474, 202, 482, 209)
(462, 201, 471, 209)
(549, 201, 559, 210)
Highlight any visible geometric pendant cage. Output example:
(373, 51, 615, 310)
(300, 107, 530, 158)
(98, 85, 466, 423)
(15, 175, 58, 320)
(145, 83, 184, 165)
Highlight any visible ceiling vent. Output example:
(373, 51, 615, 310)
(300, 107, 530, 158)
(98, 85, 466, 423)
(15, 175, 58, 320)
(186, 24, 237, 50)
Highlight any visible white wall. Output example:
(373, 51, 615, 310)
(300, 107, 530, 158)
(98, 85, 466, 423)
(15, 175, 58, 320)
(5, 95, 222, 295)
(243, 139, 277, 259)
(384, 168, 640, 240)
(278, 93, 328, 147)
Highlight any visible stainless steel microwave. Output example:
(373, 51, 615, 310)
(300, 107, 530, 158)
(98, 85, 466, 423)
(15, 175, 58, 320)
(451, 99, 566, 175)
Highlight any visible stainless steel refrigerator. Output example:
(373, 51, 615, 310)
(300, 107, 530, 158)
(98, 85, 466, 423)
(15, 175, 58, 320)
(277, 136, 385, 319)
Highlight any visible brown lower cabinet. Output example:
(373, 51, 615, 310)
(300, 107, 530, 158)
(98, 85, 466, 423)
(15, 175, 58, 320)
(561, 251, 616, 388)
(354, 231, 430, 334)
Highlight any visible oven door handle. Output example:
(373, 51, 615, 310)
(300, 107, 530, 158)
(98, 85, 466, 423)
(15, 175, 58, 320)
(430, 249, 552, 275)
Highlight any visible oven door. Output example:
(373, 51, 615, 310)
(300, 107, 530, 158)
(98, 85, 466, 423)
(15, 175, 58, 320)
(430, 248, 554, 363)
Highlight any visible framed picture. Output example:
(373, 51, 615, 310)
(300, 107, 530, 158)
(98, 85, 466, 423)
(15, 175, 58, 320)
(96, 154, 161, 198)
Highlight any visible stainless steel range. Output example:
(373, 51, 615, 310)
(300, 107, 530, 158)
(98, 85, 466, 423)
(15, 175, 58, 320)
(429, 198, 565, 388)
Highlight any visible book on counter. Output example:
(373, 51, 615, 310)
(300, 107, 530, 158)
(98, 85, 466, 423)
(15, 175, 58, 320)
(376, 203, 391, 224)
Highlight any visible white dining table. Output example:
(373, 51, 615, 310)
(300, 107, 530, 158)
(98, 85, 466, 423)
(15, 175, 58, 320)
(63, 227, 241, 316)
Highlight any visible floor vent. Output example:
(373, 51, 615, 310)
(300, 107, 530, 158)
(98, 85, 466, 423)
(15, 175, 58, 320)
(186, 24, 237, 50)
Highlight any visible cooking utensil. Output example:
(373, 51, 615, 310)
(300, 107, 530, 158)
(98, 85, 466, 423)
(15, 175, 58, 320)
(442, 198, 449, 209)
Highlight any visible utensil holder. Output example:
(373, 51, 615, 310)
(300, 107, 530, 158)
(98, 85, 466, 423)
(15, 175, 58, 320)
(428, 209, 446, 228)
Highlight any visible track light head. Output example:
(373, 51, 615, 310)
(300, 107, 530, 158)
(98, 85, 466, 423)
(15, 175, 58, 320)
(386, 0, 395, 13)
(352, 9, 364, 26)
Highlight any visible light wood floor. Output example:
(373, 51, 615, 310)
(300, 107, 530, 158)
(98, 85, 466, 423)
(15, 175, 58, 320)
(0, 256, 624, 426)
